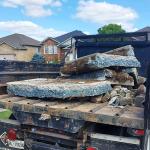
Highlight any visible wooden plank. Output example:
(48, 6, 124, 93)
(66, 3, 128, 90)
(0, 95, 144, 129)
(13, 99, 42, 112)
(0, 96, 26, 109)
(0, 72, 59, 75)
(33, 101, 59, 113)
(0, 85, 7, 95)
(50, 102, 83, 110)
(118, 107, 144, 129)
(70, 103, 103, 112)
(33, 101, 144, 129)
(89, 103, 107, 113)
(95, 106, 122, 116)
(120, 107, 144, 119)
(33, 101, 58, 107)
(46, 104, 144, 129)
(0, 94, 11, 99)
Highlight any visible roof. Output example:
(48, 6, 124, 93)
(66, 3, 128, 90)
(135, 27, 150, 41)
(41, 37, 60, 44)
(54, 30, 86, 43)
(136, 26, 150, 33)
(0, 33, 41, 49)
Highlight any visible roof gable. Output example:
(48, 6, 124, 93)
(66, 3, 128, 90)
(41, 37, 60, 44)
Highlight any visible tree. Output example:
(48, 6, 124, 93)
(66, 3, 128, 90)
(31, 54, 45, 63)
(98, 24, 126, 34)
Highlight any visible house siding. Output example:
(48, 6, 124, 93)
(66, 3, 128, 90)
(0, 43, 37, 61)
(40, 39, 64, 63)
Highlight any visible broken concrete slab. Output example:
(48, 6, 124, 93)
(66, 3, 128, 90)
(134, 95, 145, 107)
(63, 69, 134, 86)
(7, 78, 112, 99)
(105, 69, 134, 86)
(90, 92, 111, 103)
(61, 53, 141, 75)
(109, 87, 135, 107)
(105, 45, 135, 56)
(62, 70, 106, 81)
(137, 76, 146, 85)
(137, 84, 146, 95)
(122, 68, 139, 85)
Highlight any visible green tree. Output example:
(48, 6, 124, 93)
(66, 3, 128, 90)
(31, 54, 45, 64)
(98, 24, 126, 34)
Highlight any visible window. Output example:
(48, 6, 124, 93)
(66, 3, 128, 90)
(44, 45, 58, 54)
(48, 46, 53, 54)
(44, 45, 49, 54)
(53, 45, 58, 54)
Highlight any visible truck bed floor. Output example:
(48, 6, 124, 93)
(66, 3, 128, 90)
(0, 94, 144, 129)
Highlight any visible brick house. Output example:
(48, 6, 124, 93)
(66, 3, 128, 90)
(40, 37, 64, 63)
(41, 30, 86, 63)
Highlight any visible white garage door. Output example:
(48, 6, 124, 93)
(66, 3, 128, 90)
(0, 54, 16, 60)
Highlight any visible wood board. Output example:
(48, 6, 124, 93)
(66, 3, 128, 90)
(0, 94, 144, 129)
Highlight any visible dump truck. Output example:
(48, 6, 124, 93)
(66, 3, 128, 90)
(0, 33, 150, 150)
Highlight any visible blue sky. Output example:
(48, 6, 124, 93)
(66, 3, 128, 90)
(0, 0, 149, 40)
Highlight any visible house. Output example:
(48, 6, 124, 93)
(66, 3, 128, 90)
(137, 26, 150, 33)
(0, 33, 40, 61)
(40, 37, 63, 63)
(40, 30, 86, 63)
(55, 30, 86, 62)
(136, 26, 150, 41)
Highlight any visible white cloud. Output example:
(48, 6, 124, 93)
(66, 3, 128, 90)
(76, 0, 138, 31)
(2, 0, 62, 17)
(0, 21, 65, 40)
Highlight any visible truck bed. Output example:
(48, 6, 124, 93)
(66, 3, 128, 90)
(0, 94, 144, 129)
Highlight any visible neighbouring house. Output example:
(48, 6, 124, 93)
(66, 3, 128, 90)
(136, 26, 150, 41)
(0, 33, 41, 61)
(55, 30, 86, 62)
(40, 30, 86, 63)
(40, 37, 63, 64)
(137, 26, 150, 33)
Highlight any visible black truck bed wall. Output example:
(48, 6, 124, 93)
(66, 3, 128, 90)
(75, 32, 150, 77)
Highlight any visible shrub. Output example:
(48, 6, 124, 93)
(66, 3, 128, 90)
(31, 54, 45, 63)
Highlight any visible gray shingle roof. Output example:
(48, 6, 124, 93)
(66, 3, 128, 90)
(54, 30, 86, 43)
(136, 26, 150, 32)
(136, 27, 150, 41)
(0, 33, 41, 49)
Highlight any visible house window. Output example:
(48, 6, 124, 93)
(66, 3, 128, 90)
(53, 45, 58, 54)
(48, 46, 53, 54)
(44, 45, 49, 54)
(44, 45, 58, 54)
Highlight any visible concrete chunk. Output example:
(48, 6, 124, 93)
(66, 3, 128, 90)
(105, 45, 135, 56)
(63, 69, 134, 86)
(63, 70, 106, 81)
(61, 53, 141, 75)
(7, 78, 112, 99)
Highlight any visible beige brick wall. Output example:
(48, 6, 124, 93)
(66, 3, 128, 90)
(16, 46, 36, 61)
(0, 43, 37, 61)
(0, 43, 16, 54)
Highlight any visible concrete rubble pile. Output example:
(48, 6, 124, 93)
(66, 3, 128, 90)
(7, 45, 146, 107)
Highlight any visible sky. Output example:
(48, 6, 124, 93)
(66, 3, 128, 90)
(0, 0, 149, 40)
